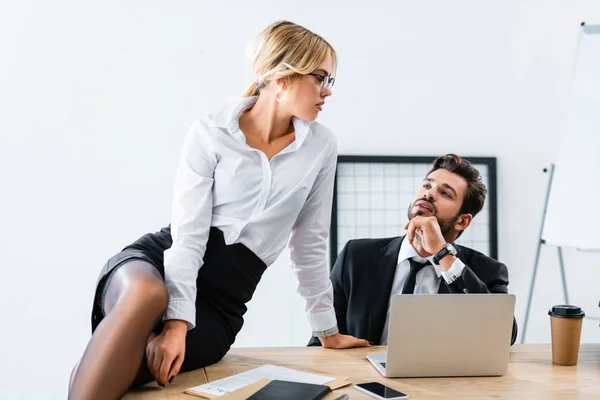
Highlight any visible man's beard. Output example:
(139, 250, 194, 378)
(407, 200, 460, 237)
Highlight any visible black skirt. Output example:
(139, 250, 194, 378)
(91, 226, 267, 371)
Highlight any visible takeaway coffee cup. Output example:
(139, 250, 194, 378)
(548, 305, 585, 366)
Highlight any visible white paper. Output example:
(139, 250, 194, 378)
(188, 364, 334, 396)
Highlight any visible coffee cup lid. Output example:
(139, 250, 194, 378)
(548, 305, 585, 318)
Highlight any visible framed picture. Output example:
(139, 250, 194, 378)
(330, 156, 498, 266)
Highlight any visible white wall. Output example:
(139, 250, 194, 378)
(1, 1, 600, 399)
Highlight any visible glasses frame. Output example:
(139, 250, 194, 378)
(307, 72, 335, 91)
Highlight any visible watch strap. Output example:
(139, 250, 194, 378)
(312, 326, 339, 337)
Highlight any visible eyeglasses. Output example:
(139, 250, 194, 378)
(307, 72, 335, 91)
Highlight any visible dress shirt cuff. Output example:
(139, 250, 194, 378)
(163, 299, 196, 330)
(441, 258, 466, 284)
(306, 308, 338, 333)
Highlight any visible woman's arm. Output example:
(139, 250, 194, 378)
(288, 135, 369, 349)
(288, 135, 338, 336)
(163, 120, 217, 329)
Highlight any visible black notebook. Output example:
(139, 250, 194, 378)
(247, 379, 332, 400)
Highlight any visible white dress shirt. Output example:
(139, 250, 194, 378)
(380, 239, 466, 344)
(163, 96, 338, 332)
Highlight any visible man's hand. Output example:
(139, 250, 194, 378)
(319, 333, 371, 349)
(146, 320, 187, 387)
(404, 216, 446, 255)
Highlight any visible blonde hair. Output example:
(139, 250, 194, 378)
(243, 21, 337, 97)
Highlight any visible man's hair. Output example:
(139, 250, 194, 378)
(427, 154, 487, 217)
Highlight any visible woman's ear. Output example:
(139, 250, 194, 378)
(275, 77, 288, 90)
(273, 77, 293, 104)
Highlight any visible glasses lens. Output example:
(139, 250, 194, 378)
(320, 76, 328, 91)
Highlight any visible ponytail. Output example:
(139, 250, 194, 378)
(242, 81, 260, 97)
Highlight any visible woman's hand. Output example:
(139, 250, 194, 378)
(146, 320, 187, 386)
(319, 333, 371, 349)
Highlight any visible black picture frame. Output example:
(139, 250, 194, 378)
(329, 155, 498, 267)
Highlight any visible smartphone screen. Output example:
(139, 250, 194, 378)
(356, 382, 407, 398)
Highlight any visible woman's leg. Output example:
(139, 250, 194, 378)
(68, 260, 167, 400)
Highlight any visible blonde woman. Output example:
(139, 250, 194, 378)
(69, 21, 369, 400)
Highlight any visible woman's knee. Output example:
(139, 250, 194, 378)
(104, 263, 168, 316)
(126, 277, 168, 314)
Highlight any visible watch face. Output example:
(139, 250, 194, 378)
(447, 243, 457, 254)
(434, 244, 456, 264)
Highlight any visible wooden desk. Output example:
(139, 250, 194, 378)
(124, 367, 208, 399)
(126, 344, 600, 399)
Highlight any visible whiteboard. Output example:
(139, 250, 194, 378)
(542, 23, 600, 250)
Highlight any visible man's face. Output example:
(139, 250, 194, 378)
(407, 169, 468, 236)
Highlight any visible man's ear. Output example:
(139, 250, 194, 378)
(454, 213, 473, 233)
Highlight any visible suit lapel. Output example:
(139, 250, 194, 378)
(438, 279, 450, 293)
(368, 236, 404, 343)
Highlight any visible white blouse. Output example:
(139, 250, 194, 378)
(163, 96, 338, 333)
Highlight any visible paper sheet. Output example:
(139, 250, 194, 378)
(187, 364, 334, 397)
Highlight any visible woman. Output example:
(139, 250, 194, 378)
(68, 21, 369, 400)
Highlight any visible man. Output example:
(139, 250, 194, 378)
(309, 154, 517, 346)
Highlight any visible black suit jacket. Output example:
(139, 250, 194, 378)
(308, 236, 518, 346)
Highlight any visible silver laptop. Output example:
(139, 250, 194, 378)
(367, 294, 515, 378)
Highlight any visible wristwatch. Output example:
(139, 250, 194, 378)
(433, 243, 457, 265)
(312, 326, 339, 337)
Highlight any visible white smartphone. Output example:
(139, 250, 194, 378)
(354, 382, 409, 399)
